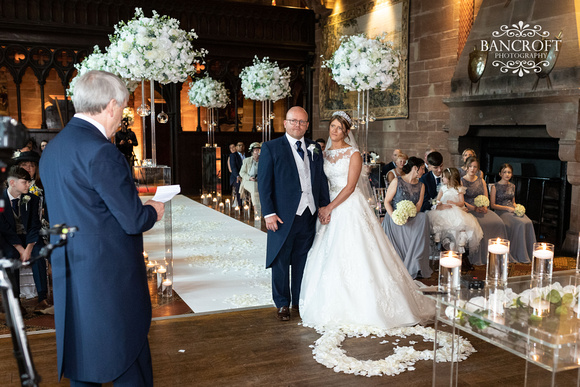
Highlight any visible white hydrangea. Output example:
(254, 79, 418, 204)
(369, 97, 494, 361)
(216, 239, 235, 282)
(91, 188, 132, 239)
(474, 195, 490, 208)
(514, 204, 526, 217)
(188, 77, 230, 109)
(391, 208, 408, 225)
(322, 34, 400, 92)
(107, 8, 207, 84)
(240, 56, 291, 102)
(396, 200, 417, 218)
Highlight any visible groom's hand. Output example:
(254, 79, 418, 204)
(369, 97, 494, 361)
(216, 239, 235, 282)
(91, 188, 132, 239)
(265, 215, 283, 232)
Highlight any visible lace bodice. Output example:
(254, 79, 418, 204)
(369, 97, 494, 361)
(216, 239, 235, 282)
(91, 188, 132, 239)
(461, 176, 485, 205)
(324, 147, 360, 200)
(391, 176, 423, 206)
(439, 185, 464, 204)
(494, 183, 515, 207)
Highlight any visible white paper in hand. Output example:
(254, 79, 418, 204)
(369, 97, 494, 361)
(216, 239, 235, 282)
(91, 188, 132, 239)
(152, 185, 181, 203)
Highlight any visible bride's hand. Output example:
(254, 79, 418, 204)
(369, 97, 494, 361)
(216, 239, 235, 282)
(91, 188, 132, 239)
(318, 206, 332, 224)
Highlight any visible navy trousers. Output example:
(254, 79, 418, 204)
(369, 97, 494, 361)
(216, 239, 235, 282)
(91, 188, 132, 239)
(271, 208, 316, 308)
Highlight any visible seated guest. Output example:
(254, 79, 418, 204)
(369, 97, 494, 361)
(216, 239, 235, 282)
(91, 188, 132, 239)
(384, 148, 401, 175)
(315, 138, 326, 151)
(490, 163, 535, 263)
(419, 151, 443, 212)
(382, 157, 432, 279)
(461, 156, 508, 266)
(386, 152, 408, 184)
(13, 151, 51, 312)
(2, 166, 46, 313)
(459, 148, 483, 179)
(240, 142, 261, 216)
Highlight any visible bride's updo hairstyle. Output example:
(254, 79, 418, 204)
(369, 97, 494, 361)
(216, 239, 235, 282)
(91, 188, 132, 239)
(401, 156, 424, 175)
(442, 167, 461, 189)
(330, 110, 352, 136)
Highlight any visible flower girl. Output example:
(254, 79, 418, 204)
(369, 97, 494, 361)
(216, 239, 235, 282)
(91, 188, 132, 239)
(428, 167, 483, 252)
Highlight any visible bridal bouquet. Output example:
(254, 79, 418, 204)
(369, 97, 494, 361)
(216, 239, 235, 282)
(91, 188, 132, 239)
(391, 200, 417, 226)
(188, 76, 230, 109)
(67, 46, 139, 99)
(240, 56, 291, 102)
(474, 195, 490, 208)
(322, 34, 399, 92)
(107, 8, 207, 84)
(514, 204, 526, 217)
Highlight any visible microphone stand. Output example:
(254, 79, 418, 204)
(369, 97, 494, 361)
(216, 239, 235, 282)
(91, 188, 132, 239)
(0, 224, 77, 387)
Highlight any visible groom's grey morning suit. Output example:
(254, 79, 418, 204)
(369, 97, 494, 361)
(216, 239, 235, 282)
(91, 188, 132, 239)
(258, 132, 330, 309)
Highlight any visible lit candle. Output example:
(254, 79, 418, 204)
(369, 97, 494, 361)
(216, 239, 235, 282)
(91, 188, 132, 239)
(162, 279, 172, 290)
(201, 194, 206, 204)
(440, 256, 462, 268)
(143, 251, 149, 261)
(225, 199, 231, 213)
(235, 206, 240, 217)
(243, 204, 250, 219)
(212, 197, 218, 209)
(219, 202, 224, 212)
(157, 265, 166, 275)
(488, 240, 510, 255)
(533, 244, 554, 259)
(254, 215, 261, 227)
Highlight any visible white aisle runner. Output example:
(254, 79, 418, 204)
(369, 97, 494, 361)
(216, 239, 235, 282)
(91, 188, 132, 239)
(143, 195, 272, 313)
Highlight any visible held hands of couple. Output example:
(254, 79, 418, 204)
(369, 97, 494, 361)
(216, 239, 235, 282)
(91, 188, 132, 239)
(145, 200, 165, 221)
(318, 206, 331, 224)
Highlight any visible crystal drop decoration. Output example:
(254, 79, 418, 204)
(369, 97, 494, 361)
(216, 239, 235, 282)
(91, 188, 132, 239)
(157, 111, 169, 124)
(136, 104, 151, 117)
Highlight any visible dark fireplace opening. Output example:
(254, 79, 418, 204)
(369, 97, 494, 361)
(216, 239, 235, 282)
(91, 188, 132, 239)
(459, 125, 571, 251)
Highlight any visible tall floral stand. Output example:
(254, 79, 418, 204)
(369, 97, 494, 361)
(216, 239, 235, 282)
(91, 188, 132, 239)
(201, 146, 221, 196)
(135, 165, 174, 297)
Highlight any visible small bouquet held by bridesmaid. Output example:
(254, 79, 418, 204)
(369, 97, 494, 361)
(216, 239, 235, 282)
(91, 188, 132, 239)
(474, 195, 490, 208)
(391, 200, 417, 226)
(514, 204, 526, 217)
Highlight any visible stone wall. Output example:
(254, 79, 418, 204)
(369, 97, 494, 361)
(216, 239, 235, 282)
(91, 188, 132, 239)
(313, 0, 461, 168)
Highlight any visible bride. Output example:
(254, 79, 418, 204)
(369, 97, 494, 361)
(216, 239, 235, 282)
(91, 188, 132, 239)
(299, 111, 434, 330)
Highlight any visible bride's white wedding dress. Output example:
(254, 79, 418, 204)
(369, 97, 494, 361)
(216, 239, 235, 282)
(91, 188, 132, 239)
(299, 147, 435, 331)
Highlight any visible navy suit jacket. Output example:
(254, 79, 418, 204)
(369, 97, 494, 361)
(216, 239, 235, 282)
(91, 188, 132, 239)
(40, 117, 158, 382)
(419, 171, 438, 212)
(229, 152, 243, 184)
(0, 189, 43, 258)
(258, 136, 330, 268)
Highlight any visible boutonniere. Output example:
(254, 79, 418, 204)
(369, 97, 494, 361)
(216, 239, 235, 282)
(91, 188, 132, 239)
(307, 144, 319, 156)
(21, 195, 31, 211)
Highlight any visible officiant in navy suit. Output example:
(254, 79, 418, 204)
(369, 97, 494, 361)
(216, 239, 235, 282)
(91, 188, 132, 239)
(258, 106, 330, 321)
(419, 151, 443, 212)
(40, 70, 164, 386)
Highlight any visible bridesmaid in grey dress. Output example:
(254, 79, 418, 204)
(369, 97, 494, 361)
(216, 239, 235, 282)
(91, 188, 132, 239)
(490, 163, 535, 263)
(461, 156, 508, 266)
(382, 156, 433, 279)
(458, 148, 483, 179)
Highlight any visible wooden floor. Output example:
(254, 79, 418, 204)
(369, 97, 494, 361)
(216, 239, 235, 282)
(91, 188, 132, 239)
(1, 307, 580, 386)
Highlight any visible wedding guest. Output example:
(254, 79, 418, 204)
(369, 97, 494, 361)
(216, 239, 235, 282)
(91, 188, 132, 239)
(419, 151, 443, 212)
(315, 138, 326, 151)
(240, 141, 261, 216)
(40, 140, 48, 153)
(383, 148, 401, 175)
(461, 156, 508, 266)
(227, 143, 236, 173)
(114, 117, 138, 167)
(423, 147, 436, 170)
(237, 141, 246, 159)
(229, 143, 243, 206)
(382, 156, 432, 279)
(258, 106, 329, 321)
(12, 151, 50, 313)
(40, 70, 164, 386)
(459, 148, 481, 178)
(490, 163, 535, 263)
(386, 152, 408, 184)
(1, 166, 44, 314)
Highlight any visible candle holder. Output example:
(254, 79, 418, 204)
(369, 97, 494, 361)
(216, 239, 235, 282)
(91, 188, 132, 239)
(532, 242, 554, 281)
(219, 202, 224, 212)
(439, 251, 461, 292)
(235, 206, 240, 218)
(201, 194, 207, 205)
(212, 197, 218, 209)
(156, 265, 167, 294)
(254, 215, 261, 228)
(243, 204, 250, 220)
(143, 251, 149, 262)
(225, 199, 231, 214)
(486, 238, 510, 286)
(146, 260, 156, 278)
(161, 278, 173, 298)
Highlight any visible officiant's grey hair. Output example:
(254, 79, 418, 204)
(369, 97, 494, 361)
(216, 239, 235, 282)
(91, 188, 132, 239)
(73, 70, 129, 115)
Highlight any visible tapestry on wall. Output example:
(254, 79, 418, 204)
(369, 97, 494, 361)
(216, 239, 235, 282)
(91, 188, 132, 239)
(319, 0, 409, 120)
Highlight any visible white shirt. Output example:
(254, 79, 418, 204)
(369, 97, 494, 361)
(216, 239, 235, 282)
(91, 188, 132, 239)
(74, 113, 108, 139)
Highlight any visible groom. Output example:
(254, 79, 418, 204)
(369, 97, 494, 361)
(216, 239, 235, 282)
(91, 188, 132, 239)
(258, 106, 330, 321)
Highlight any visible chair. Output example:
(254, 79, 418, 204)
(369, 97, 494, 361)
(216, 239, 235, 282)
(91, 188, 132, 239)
(372, 187, 387, 218)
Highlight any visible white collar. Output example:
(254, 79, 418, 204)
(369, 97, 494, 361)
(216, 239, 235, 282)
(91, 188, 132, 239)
(7, 190, 20, 201)
(286, 133, 305, 147)
(75, 113, 108, 139)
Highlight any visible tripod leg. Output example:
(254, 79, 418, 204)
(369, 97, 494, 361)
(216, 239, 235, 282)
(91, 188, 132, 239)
(0, 268, 41, 386)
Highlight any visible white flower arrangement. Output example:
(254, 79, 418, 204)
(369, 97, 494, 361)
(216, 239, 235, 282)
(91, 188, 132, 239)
(188, 76, 230, 109)
(474, 194, 490, 208)
(67, 46, 139, 99)
(514, 204, 526, 217)
(322, 34, 400, 92)
(396, 200, 417, 218)
(391, 208, 408, 225)
(240, 56, 291, 102)
(107, 8, 207, 84)
(308, 324, 475, 377)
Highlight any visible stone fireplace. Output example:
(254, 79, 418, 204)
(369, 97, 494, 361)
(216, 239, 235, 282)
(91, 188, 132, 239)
(444, 0, 580, 253)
